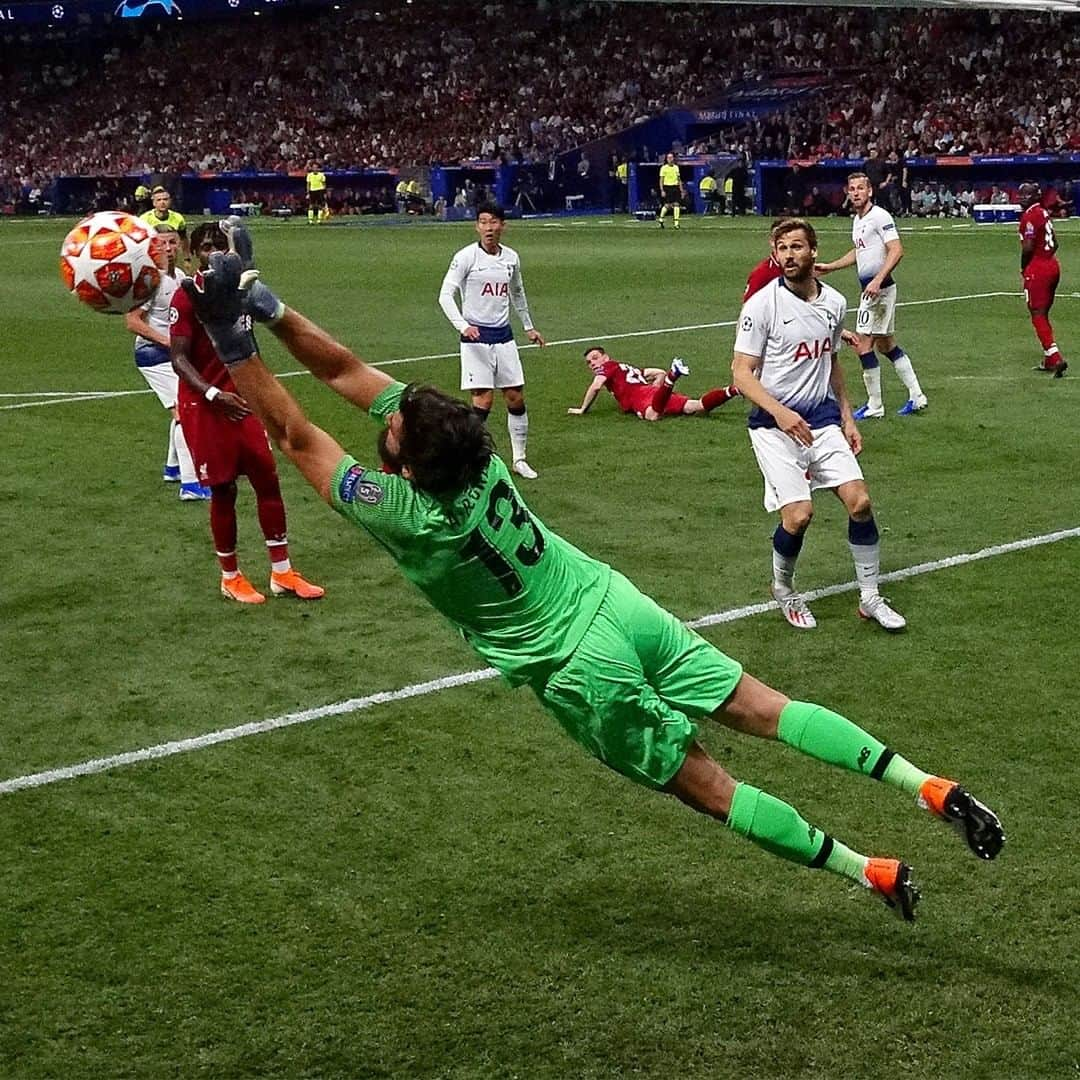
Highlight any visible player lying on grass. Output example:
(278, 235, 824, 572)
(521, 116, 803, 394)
(568, 347, 740, 420)
(180, 222, 1004, 923)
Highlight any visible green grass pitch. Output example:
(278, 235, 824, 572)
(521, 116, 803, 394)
(2, 212, 1078, 1078)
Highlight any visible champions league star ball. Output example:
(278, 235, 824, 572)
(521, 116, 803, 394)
(59, 210, 163, 314)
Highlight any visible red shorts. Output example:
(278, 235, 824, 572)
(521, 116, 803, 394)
(619, 387, 689, 418)
(177, 398, 277, 487)
(1023, 259, 1060, 311)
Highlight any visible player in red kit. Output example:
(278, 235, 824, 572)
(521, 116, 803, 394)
(1018, 183, 1067, 377)
(743, 252, 783, 301)
(568, 347, 740, 420)
(170, 221, 325, 603)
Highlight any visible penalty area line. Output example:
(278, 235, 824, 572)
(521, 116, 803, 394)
(2, 524, 1077, 797)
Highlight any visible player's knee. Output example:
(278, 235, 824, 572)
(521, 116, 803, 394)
(782, 504, 813, 533)
(502, 387, 525, 409)
(848, 492, 873, 519)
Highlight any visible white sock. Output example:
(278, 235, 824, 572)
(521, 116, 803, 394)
(862, 367, 883, 410)
(849, 541, 881, 601)
(772, 550, 798, 592)
(267, 541, 291, 574)
(890, 352, 924, 400)
(173, 421, 198, 484)
(507, 409, 529, 462)
(166, 419, 180, 468)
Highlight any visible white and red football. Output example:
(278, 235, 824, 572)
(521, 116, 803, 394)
(59, 210, 163, 315)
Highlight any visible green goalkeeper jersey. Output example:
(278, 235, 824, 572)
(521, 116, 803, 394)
(330, 383, 612, 685)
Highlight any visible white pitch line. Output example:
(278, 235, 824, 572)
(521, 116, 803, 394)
(0, 390, 116, 397)
(3, 290, 1019, 411)
(896, 290, 1015, 307)
(3, 524, 1077, 797)
(0, 391, 140, 410)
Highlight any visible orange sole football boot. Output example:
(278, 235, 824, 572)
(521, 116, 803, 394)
(918, 777, 1005, 860)
(864, 858, 920, 922)
(270, 568, 325, 599)
(221, 572, 266, 604)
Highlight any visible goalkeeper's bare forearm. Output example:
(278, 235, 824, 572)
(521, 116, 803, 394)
(228, 349, 349, 504)
(265, 307, 394, 412)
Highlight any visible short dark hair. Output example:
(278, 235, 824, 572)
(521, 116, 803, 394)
(475, 202, 505, 221)
(398, 384, 494, 496)
(582, 344, 606, 358)
(770, 217, 817, 248)
(189, 221, 227, 252)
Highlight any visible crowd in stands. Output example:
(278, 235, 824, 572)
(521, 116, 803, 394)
(1, 1, 1078, 201)
(778, 177, 1029, 220)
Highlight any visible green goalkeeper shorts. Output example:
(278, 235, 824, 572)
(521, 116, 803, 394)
(533, 570, 743, 789)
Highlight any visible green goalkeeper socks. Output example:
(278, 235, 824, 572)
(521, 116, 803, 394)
(727, 783, 868, 884)
(777, 700, 930, 795)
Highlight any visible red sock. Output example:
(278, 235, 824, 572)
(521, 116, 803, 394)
(650, 376, 676, 415)
(210, 484, 238, 574)
(1031, 314, 1061, 359)
(701, 385, 740, 412)
(248, 465, 288, 565)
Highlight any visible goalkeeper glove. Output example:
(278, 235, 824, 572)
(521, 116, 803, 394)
(180, 251, 258, 366)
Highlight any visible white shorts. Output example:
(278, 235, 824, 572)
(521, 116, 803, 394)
(855, 283, 897, 337)
(139, 361, 179, 409)
(459, 341, 525, 391)
(749, 423, 864, 512)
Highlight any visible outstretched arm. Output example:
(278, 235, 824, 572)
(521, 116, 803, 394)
(814, 248, 856, 274)
(265, 307, 394, 412)
(178, 246, 391, 501)
(567, 374, 607, 415)
(228, 352, 347, 504)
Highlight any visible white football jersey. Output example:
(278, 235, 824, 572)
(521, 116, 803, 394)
(135, 268, 186, 350)
(733, 277, 847, 430)
(438, 241, 534, 339)
(852, 204, 899, 287)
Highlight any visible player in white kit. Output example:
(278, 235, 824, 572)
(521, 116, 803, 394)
(816, 172, 927, 418)
(438, 202, 546, 479)
(123, 226, 210, 501)
(732, 218, 906, 633)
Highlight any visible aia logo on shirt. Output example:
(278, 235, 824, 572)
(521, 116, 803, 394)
(793, 337, 832, 362)
(481, 282, 509, 297)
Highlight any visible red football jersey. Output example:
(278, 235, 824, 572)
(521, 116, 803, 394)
(743, 256, 783, 301)
(600, 359, 653, 409)
(1019, 205, 1058, 263)
(169, 285, 239, 397)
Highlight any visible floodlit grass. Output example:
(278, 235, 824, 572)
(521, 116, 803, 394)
(2, 213, 1078, 1079)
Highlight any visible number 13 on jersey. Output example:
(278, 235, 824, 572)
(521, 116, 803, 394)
(462, 478, 545, 595)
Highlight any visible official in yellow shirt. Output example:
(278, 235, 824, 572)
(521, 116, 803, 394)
(306, 166, 328, 223)
(657, 152, 685, 229)
(699, 170, 720, 214)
